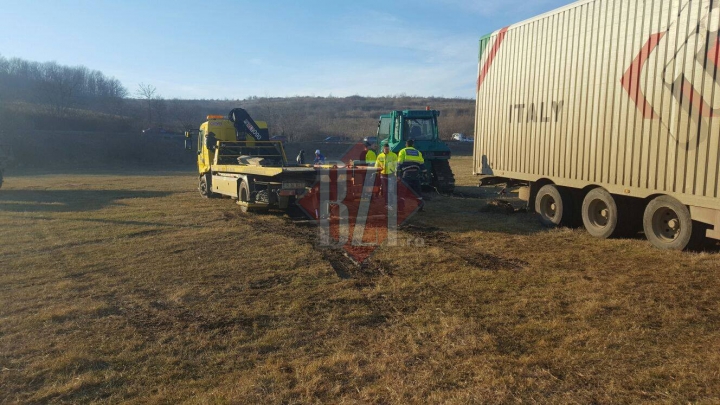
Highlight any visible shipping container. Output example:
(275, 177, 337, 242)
(474, 0, 720, 249)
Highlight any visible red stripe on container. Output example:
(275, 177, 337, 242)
(477, 27, 509, 92)
(708, 35, 720, 68)
(621, 32, 665, 119)
(681, 79, 718, 118)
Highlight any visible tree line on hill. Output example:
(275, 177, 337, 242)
(0, 54, 127, 115)
(0, 55, 475, 141)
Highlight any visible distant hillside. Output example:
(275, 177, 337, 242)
(0, 55, 476, 142)
(2, 95, 475, 142)
(158, 96, 476, 141)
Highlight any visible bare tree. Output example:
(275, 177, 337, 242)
(135, 82, 157, 100)
(136, 83, 159, 126)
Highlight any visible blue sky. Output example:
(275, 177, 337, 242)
(0, 0, 571, 99)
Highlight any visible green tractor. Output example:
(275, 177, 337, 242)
(376, 109, 455, 193)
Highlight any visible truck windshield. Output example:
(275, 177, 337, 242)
(404, 118, 435, 141)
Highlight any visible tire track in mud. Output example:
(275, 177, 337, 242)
(288, 220, 391, 280)
(221, 209, 387, 280)
(223, 206, 526, 280)
(400, 224, 528, 271)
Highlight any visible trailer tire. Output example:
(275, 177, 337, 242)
(643, 196, 704, 250)
(535, 184, 572, 227)
(582, 188, 619, 239)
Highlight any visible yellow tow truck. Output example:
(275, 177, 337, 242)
(186, 108, 317, 213)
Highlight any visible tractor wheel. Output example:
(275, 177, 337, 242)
(431, 160, 455, 194)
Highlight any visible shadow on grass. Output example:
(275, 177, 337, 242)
(22, 216, 204, 230)
(413, 210, 545, 236)
(452, 184, 525, 197)
(414, 189, 544, 236)
(0, 190, 172, 213)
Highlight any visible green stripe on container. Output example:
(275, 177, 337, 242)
(478, 33, 493, 62)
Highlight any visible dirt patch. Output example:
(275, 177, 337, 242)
(318, 248, 356, 279)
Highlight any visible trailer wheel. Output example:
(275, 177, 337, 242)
(643, 196, 703, 250)
(238, 180, 251, 213)
(535, 184, 572, 227)
(581, 188, 619, 239)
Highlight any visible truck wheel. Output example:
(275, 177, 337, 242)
(238, 180, 251, 213)
(581, 188, 619, 239)
(643, 196, 704, 250)
(199, 174, 216, 198)
(535, 184, 572, 227)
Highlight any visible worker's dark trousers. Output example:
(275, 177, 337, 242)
(400, 177, 424, 211)
(379, 174, 396, 207)
(403, 178, 422, 197)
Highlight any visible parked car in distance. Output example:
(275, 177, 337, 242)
(452, 133, 473, 142)
(363, 136, 377, 145)
(270, 135, 287, 144)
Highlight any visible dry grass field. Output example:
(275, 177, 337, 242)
(2, 157, 720, 403)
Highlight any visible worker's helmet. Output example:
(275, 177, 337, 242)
(315, 149, 321, 154)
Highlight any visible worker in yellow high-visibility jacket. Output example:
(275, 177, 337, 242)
(375, 140, 397, 175)
(374, 140, 397, 204)
(398, 138, 424, 165)
(363, 142, 377, 165)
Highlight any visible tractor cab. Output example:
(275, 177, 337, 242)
(376, 108, 455, 193)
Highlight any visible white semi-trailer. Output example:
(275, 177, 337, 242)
(474, 0, 720, 250)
